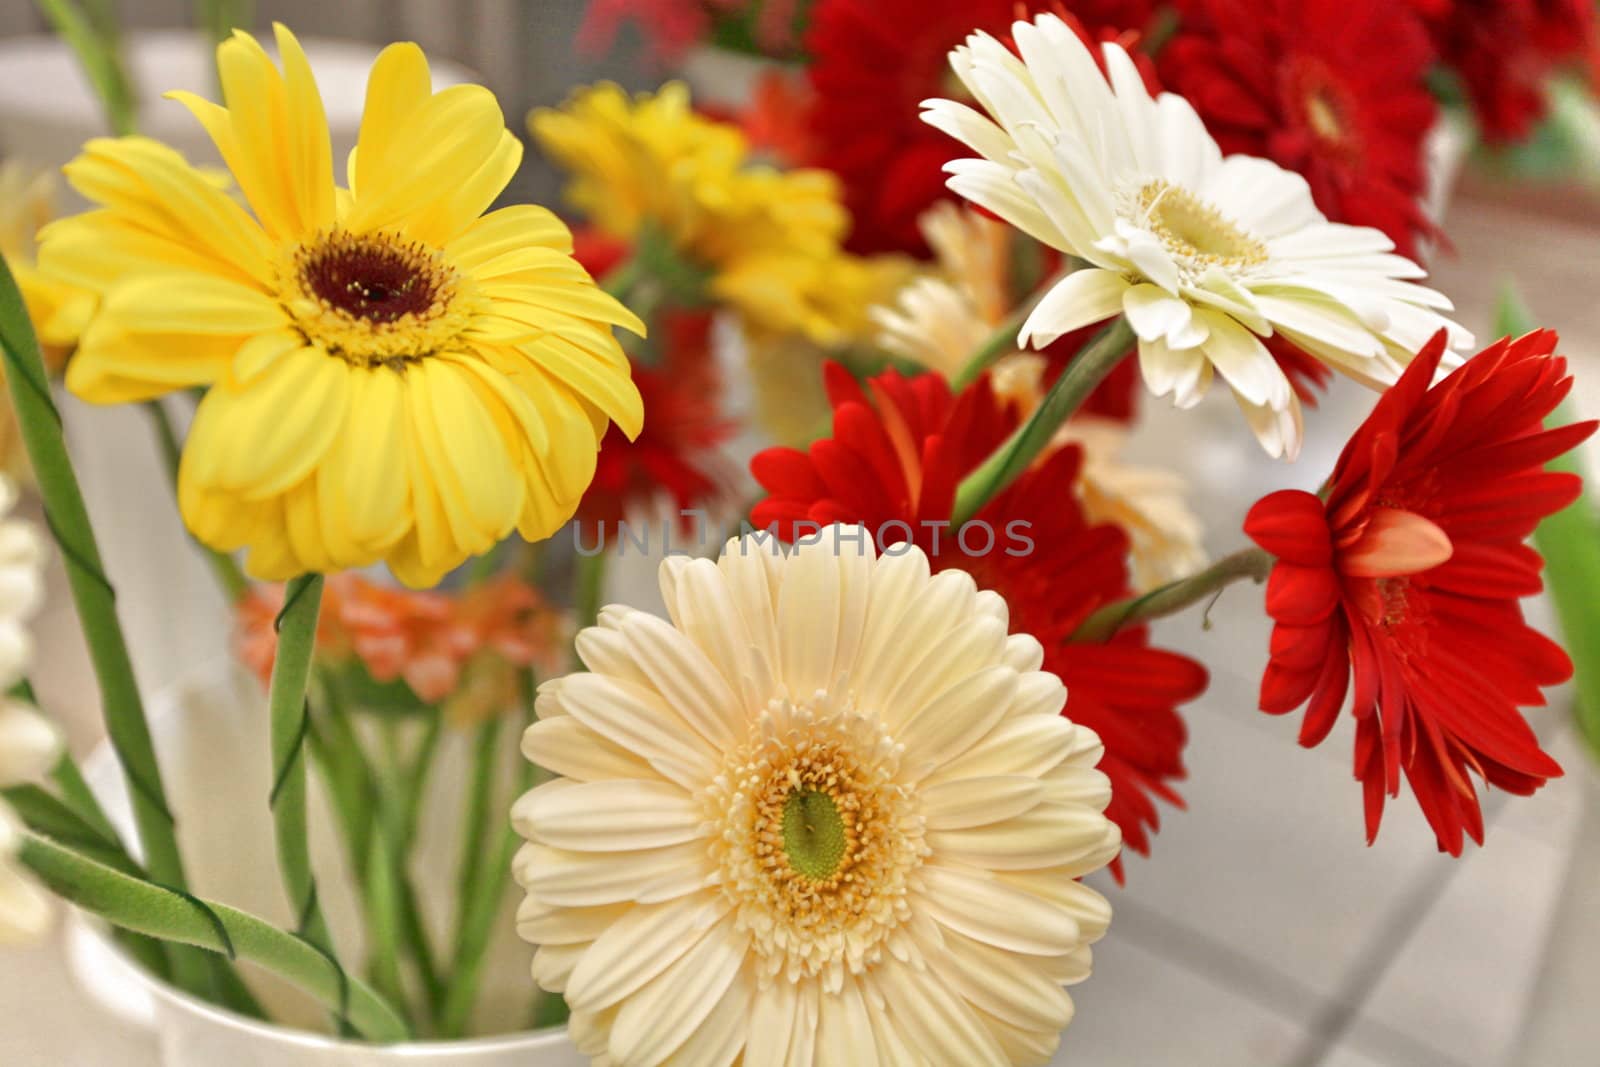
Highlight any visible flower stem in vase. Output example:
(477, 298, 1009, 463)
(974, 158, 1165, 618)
(266, 575, 337, 958)
(0, 251, 217, 995)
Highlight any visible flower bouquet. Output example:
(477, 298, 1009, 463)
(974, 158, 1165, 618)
(1, 1, 1597, 1064)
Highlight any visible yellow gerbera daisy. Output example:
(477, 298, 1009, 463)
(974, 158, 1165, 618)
(530, 82, 901, 347)
(38, 26, 644, 587)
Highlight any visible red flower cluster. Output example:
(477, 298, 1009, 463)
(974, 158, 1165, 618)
(752, 364, 1208, 877)
(1163, 0, 1441, 259)
(1246, 330, 1595, 853)
(803, 0, 1159, 255)
(569, 230, 735, 536)
(1413, 0, 1598, 142)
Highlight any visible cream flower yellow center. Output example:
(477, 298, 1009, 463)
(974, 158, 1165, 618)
(281, 230, 473, 364)
(706, 697, 927, 987)
(1137, 180, 1267, 271)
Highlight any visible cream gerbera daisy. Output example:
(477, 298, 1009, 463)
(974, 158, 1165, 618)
(39, 26, 643, 587)
(514, 526, 1119, 1066)
(921, 13, 1472, 459)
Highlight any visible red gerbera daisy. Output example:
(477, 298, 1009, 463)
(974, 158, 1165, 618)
(1413, 0, 1598, 142)
(1162, 0, 1440, 260)
(804, 0, 1159, 256)
(1245, 330, 1596, 854)
(578, 310, 735, 536)
(751, 364, 1209, 877)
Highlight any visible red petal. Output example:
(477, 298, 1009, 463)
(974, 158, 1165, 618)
(1245, 490, 1332, 565)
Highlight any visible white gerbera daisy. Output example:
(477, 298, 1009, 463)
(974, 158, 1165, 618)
(513, 526, 1119, 1066)
(921, 13, 1472, 459)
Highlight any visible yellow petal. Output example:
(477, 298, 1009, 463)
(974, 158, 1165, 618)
(186, 346, 349, 499)
(51, 137, 274, 287)
(445, 205, 575, 268)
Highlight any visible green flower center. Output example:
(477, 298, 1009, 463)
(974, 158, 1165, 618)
(781, 788, 848, 880)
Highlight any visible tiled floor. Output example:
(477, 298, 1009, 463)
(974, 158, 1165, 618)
(3, 196, 1599, 1065)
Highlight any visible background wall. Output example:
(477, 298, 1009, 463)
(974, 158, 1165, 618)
(0, 0, 644, 201)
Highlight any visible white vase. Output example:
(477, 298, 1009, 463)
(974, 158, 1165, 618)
(64, 664, 583, 1066)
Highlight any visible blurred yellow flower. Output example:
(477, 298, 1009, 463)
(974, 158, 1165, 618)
(0, 163, 93, 370)
(40, 26, 643, 587)
(531, 82, 901, 346)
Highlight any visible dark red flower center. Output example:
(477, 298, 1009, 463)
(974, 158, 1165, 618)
(299, 232, 442, 325)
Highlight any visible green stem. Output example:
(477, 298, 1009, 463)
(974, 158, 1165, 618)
(450, 715, 503, 969)
(141, 400, 250, 603)
(599, 256, 642, 302)
(33, 0, 136, 136)
(1072, 547, 1274, 643)
(949, 270, 1067, 391)
(574, 550, 607, 632)
(950, 317, 1135, 527)
(0, 252, 210, 995)
(20, 834, 409, 1041)
(360, 828, 405, 1018)
(266, 575, 335, 955)
(439, 686, 538, 1038)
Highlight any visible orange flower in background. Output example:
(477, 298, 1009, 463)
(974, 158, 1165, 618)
(236, 574, 568, 716)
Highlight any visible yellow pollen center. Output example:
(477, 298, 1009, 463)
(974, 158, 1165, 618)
(1306, 92, 1343, 143)
(280, 229, 471, 365)
(1138, 180, 1267, 270)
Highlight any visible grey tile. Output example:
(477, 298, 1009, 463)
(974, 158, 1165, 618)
(1339, 822, 1572, 1067)
(1051, 936, 1309, 1067)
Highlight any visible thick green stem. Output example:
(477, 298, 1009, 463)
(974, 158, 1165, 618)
(21, 834, 409, 1041)
(0, 252, 211, 994)
(266, 575, 334, 955)
(141, 400, 250, 602)
(1073, 547, 1274, 643)
(951, 317, 1135, 526)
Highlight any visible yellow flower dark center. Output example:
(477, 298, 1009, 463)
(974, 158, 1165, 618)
(298, 232, 442, 324)
(1138, 180, 1268, 270)
(283, 230, 471, 364)
(781, 788, 848, 880)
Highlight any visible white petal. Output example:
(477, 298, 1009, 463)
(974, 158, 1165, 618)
(918, 865, 1084, 955)
(606, 920, 749, 1066)
(512, 778, 702, 852)
(1018, 269, 1129, 348)
(563, 892, 729, 1014)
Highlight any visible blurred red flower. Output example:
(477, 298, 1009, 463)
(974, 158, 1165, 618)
(1412, 0, 1598, 142)
(1162, 0, 1440, 259)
